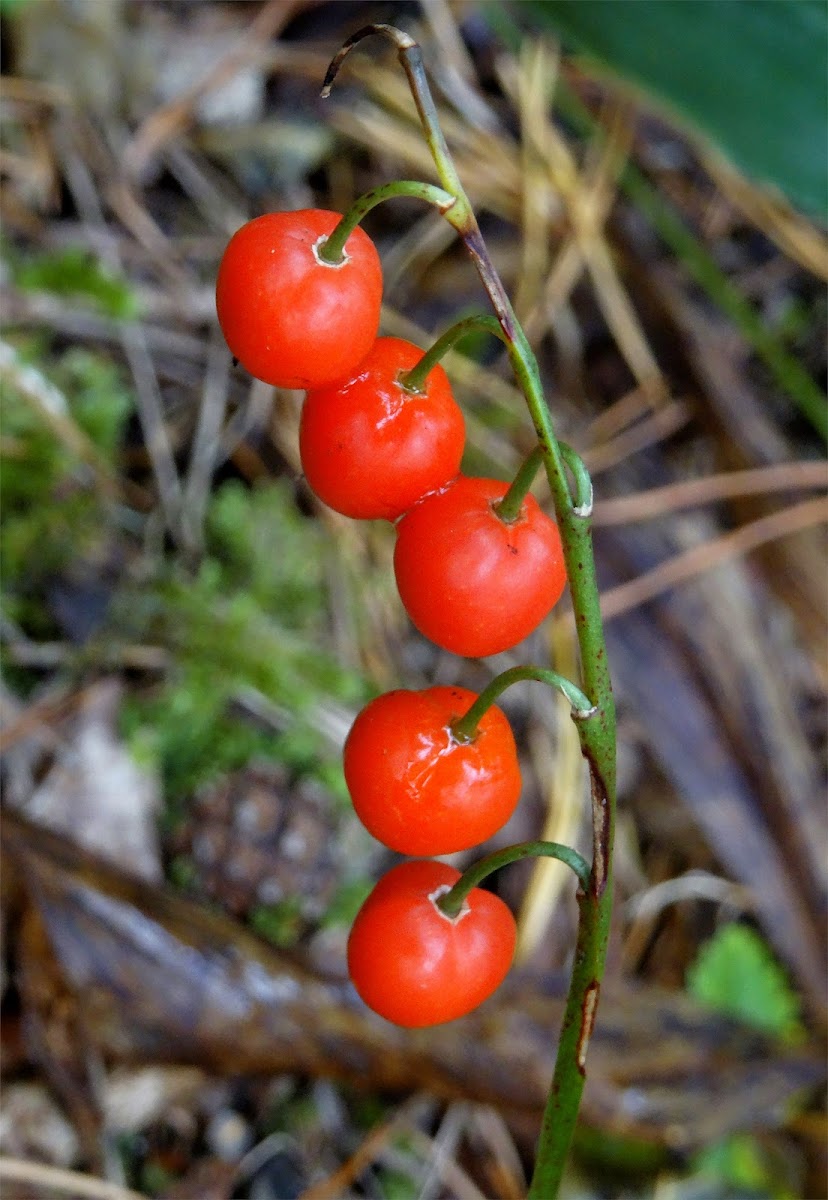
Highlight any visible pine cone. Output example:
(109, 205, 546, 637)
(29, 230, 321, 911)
(167, 762, 341, 930)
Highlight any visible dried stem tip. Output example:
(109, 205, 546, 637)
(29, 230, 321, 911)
(321, 24, 417, 97)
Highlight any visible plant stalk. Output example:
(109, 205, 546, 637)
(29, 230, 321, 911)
(324, 28, 617, 1196)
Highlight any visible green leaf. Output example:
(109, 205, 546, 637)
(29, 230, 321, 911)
(120, 480, 369, 809)
(692, 1133, 798, 1200)
(693, 1134, 769, 1195)
(686, 924, 803, 1040)
(514, 0, 828, 217)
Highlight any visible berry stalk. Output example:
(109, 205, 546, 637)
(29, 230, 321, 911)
(398, 312, 507, 393)
(319, 179, 457, 263)
(435, 840, 592, 919)
(492, 444, 545, 524)
(449, 664, 595, 746)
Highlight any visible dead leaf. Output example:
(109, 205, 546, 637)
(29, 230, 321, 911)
(9, 678, 162, 883)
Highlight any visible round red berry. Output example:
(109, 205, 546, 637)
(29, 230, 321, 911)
(393, 475, 566, 658)
(344, 686, 521, 854)
(299, 337, 465, 521)
(216, 209, 382, 389)
(347, 859, 516, 1027)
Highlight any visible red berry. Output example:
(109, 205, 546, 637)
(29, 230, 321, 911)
(344, 686, 521, 854)
(347, 859, 516, 1027)
(393, 475, 566, 658)
(215, 210, 382, 389)
(299, 337, 465, 521)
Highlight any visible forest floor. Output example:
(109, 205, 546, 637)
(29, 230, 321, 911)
(1, 3, 826, 1198)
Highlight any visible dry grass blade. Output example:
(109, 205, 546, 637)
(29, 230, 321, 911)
(516, 620, 585, 963)
(622, 869, 754, 973)
(417, 1102, 472, 1200)
(298, 1096, 430, 1200)
(329, 59, 521, 218)
(594, 461, 828, 524)
(600, 495, 828, 622)
(399, 1126, 489, 1200)
(499, 45, 666, 399)
(120, 323, 187, 543)
(4, 641, 169, 672)
(513, 40, 561, 320)
(469, 1107, 527, 1200)
(0, 685, 73, 754)
(182, 325, 231, 553)
(582, 233, 665, 399)
(575, 105, 665, 400)
(703, 150, 828, 281)
(51, 118, 188, 543)
(0, 75, 70, 106)
(582, 399, 692, 475)
(219, 377, 275, 465)
(584, 383, 668, 442)
(531, 238, 584, 354)
(104, 177, 192, 289)
(0, 1158, 145, 1200)
(122, 0, 301, 182)
(422, 0, 501, 133)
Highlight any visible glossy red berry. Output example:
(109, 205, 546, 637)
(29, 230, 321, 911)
(393, 475, 566, 658)
(216, 210, 382, 389)
(299, 337, 465, 521)
(347, 859, 516, 1027)
(344, 686, 521, 854)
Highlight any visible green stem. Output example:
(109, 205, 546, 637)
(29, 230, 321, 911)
(436, 840, 591, 918)
(323, 25, 479, 239)
(530, 882, 607, 1198)
(450, 665, 595, 745)
(560, 441, 594, 515)
(324, 28, 617, 1197)
(399, 313, 507, 393)
(318, 179, 457, 263)
(493, 444, 545, 523)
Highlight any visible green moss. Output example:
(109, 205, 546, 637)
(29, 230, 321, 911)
(121, 479, 368, 811)
(10, 244, 140, 319)
(1, 342, 132, 629)
(320, 878, 374, 929)
(2, 352, 362, 868)
(250, 897, 306, 948)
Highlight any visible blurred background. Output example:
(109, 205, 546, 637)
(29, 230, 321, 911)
(1, 2, 826, 1197)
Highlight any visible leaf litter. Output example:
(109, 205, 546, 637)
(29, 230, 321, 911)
(1, 2, 825, 1197)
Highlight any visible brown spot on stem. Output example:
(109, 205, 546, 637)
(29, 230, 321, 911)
(577, 982, 600, 1074)
(586, 755, 610, 897)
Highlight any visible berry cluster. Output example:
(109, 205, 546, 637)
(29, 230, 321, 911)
(217, 208, 570, 1027)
